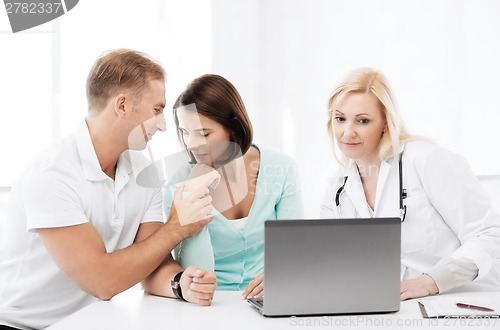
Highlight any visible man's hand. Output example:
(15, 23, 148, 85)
(184, 164, 221, 192)
(168, 184, 213, 231)
(180, 266, 216, 306)
(400, 274, 439, 301)
(242, 274, 264, 300)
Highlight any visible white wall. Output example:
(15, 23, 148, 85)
(1, 0, 500, 218)
(209, 0, 500, 217)
(0, 0, 213, 186)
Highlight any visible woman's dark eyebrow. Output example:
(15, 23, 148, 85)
(194, 128, 213, 132)
(178, 126, 213, 132)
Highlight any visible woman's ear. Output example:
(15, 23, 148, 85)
(383, 122, 388, 135)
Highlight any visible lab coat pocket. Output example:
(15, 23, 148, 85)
(401, 192, 437, 253)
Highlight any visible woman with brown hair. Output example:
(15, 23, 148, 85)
(163, 74, 304, 298)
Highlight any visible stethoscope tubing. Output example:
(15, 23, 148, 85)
(335, 152, 407, 221)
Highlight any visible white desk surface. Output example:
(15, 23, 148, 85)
(46, 290, 500, 330)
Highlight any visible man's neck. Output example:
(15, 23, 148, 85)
(85, 114, 125, 180)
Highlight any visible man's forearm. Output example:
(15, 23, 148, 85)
(141, 256, 182, 298)
(95, 223, 184, 299)
(38, 221, 185, 301)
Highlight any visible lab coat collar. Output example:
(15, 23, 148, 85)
(344, 154, 400, 217)
(373, 158, 396, 214)
(344, 165, 371, 218)
(373, 143, 407, 216)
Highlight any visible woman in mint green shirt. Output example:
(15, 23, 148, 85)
(163, 74, 304, 298)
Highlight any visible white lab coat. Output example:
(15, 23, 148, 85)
(320, 140, 500, 292)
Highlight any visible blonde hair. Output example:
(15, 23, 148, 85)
(86, 49, 165, 111)
(327, 67, 417, 166)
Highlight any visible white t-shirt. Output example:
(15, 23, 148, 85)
(0, 121, 163, 330)
(228, 217, 248, 232)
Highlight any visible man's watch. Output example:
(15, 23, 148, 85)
(171, 271, 186, 301)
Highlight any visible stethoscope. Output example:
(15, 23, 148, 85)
(335, 153, 407, 222)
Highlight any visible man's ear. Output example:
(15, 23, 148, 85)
(114, 94, 128, 119)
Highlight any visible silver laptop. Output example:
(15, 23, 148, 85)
(248, 218, 401, 316)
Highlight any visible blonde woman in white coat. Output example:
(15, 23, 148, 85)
(321, 67, 500, 301)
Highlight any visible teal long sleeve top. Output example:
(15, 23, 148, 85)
(163, 145, 304, 290)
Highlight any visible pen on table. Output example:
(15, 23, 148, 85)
(456, 303, 495, 312)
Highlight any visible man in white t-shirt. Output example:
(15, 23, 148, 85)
(0, 49, 217, 330)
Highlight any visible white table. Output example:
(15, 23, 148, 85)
(46, 290, 500, 330)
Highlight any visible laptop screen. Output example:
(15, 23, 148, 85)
(258, 218, 401, 316)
